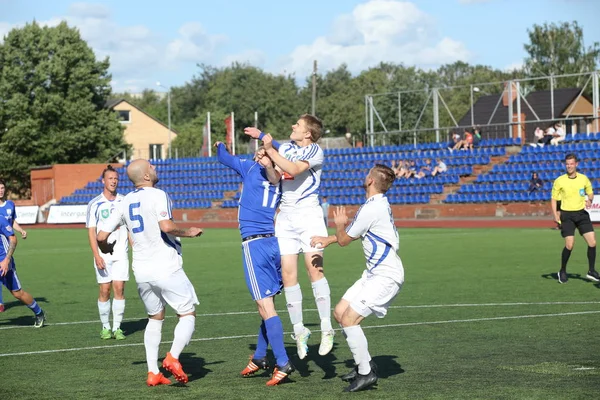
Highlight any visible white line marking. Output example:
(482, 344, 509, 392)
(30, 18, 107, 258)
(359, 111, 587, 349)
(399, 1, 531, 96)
(1, 310, 599, 358)
(1, 301, 599, 331)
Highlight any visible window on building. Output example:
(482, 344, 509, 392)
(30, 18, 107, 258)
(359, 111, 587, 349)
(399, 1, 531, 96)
(118, 110, 131, 123)
(149, 144, 163, 160)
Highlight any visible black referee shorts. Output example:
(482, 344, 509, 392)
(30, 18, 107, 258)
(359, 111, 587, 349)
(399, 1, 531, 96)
(560, 209, 594, 238)
(556, 200, 562, 212)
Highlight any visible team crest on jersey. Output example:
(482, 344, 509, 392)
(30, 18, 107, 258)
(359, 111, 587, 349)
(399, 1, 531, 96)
(101, 209, 110, 219)
(160, 211, 168, 217)
(6, 209, 12, 216)
(6, 225, 12, 232)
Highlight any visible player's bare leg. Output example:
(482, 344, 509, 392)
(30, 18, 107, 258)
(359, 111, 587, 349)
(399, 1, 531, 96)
(98, 282, 112, 339)
(304, 251, 334, 356)
(111, 280, 126, 339)
(582, 231, 598, 281)
(281, 254, 311, 359)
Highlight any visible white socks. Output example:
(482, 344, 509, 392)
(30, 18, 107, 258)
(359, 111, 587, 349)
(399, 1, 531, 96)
(311, 277, 333, 332)
(284, 284, 305, 336)
(169, 315, 196, 359)
(112, 299, 125, 331)
(145, 319, 164, 374)
(343, 325, 372, 375)
(98, 300, 111, 330)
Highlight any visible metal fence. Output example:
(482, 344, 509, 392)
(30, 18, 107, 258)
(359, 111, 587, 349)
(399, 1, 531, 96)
(364, 71, 600, 147)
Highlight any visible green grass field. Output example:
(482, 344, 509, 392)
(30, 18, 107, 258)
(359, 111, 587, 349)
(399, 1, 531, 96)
(1, 227, 599, 399)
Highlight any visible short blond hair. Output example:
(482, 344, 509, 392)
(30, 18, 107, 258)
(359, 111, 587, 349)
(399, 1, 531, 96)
(300, 114, 323, 142)
(371, 164, 396, 193)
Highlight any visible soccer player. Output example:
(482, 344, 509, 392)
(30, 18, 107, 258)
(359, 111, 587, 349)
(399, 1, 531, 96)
(86, 165, 129, 340)
(96, 159, 202, 387)
(0, 215, 45, 327)
(216, 142, 294, 386)
(244, 115, 335, 360)
(0, 179, 28, 313)
(551, 154, 598, 284)
(310, 164, 404, 392)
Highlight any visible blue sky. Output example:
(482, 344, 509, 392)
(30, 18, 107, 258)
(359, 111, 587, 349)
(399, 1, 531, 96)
(1, 0, 598, 92)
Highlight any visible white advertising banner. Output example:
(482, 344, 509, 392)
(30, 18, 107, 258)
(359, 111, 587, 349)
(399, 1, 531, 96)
(15, 206, 39, 224)
(586, 197, 600, 222)
(47, 205, 88, 224)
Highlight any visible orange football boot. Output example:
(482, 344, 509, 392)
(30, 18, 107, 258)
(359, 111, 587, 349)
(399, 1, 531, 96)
(162, 352, 188, 384)
(146, 372, 171, 386)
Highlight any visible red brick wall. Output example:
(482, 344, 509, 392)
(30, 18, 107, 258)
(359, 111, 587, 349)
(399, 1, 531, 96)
(171, 202, 552, 223)
(30, 163, 122, 205)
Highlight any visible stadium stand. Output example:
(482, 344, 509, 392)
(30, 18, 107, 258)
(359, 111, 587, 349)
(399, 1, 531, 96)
(445, 133, 600, 203)
(61, 134, 600, 209)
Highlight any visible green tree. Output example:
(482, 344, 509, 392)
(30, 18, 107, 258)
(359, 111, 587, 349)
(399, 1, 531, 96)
(524, 21, 600, 90)
(0, 21, 128, 195)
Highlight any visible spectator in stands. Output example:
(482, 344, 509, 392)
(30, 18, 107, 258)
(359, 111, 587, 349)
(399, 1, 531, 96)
(448, 131, 461, 150)
(416, 158, 432, 179)
(452, 130, 473, 151)
(431, 158, 448, 177)
(393, 160, 408, 178)
(538, 124, 556, 146)
(528, 172, 543, 194)
(403, 160, 417, 179)
(531, 126, 545, 147)
(550, 122, 566, 146)
(472, 126, 482, 147)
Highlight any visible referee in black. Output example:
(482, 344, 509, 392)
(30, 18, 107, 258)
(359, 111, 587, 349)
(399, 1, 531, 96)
(551, 154, 598, 284)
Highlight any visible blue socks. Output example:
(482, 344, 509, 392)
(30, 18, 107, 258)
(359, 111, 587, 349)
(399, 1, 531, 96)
(265, 316, 289, 367)
(254, 321, 269, 359)
(27, 300, 42, 315)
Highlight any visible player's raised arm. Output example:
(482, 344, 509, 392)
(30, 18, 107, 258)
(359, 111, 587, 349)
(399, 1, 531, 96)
(262, 134, 311, 177)
(215, 142, 247, 177)
(257, 149, 281, 185)
(244, 127, 281, 150)
(333, 206, 357, 247)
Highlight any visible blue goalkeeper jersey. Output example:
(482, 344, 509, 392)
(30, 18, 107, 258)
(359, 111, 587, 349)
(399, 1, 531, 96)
(216, 144, 281, 238)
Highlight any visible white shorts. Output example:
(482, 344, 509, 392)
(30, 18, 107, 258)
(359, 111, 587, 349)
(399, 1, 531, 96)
(137, 269, 199, 316)
(94, 258, 130, 284)
(275, 207, 328, 255)
(343, 273, 401, 318)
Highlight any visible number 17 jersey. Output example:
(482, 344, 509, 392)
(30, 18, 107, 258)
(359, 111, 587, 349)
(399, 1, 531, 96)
(101, 187, 181, 283)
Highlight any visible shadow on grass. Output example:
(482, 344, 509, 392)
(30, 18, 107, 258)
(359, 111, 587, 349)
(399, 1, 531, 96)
(0, 297, 49, 312)
(342, 354, 405, 379)
(132, 352, 221, 384)
(541, 272, 598, 286)
(0, 314, 35, 327)
(120, 318, 148, 336)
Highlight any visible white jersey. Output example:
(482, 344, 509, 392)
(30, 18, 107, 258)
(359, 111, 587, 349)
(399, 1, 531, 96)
(100, 187, 182, 283)
(278, 141, 324, 212)
(86, 193, 128, 261)
(346, 194, 404, 283)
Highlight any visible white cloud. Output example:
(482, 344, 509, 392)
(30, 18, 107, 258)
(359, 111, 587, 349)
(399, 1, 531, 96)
(166, 22, 227, 63)
(0, 21, 14, 42)
(504, 61, 524, 72)
(281, 0, 470, 79)
(0, 5, 227, 92)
